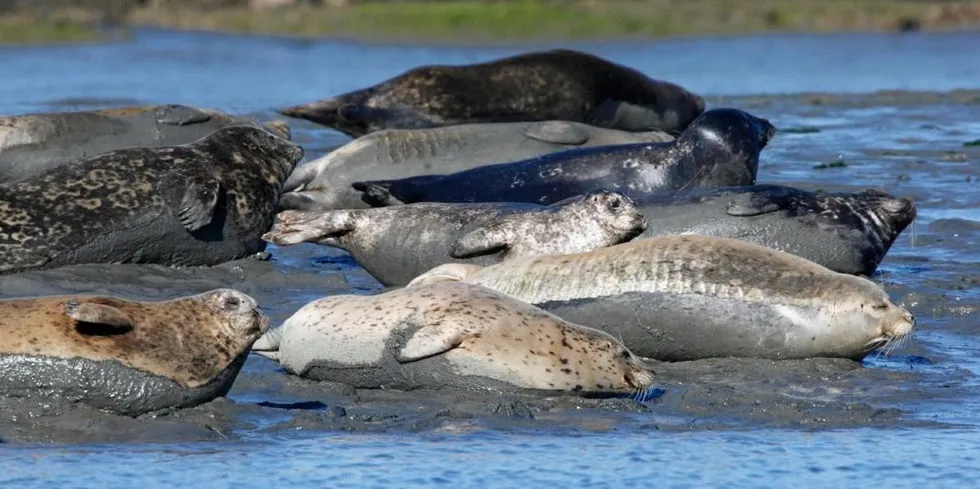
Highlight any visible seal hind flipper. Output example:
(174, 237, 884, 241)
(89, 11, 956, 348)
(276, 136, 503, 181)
(588, 99, 662, 132)
(263, 120, 292, 140)
(352, 181, 406, 207)
(262, 210, 356, 245)
(725, 186, 795, 216)
(64, 299, 134, 335)
(154, 104, 212, 126)
(522, 121, 589, 145)
(397, 322, 465, 363)
(450, 220, 515, 258)
(178, 179, 221, 232)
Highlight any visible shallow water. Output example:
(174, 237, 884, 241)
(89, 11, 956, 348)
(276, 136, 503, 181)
(1, 28, 980, 487)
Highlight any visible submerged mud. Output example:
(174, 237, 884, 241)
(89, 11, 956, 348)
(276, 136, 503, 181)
(1, 89, 979, 444)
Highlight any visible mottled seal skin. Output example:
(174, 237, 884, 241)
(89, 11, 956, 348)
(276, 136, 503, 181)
(351, 108, 774, 207)
(251, 281, 656, 396)
(281, 121, 674, 211)
(0, 125, 303, 274)
(0, 104, 292, 183)
(263, 190, 647, 286)
(0, 288, 269, 417)
(278, 49, 705, 138)
(631, 185, 918, 276)
(409, 236, 915, 362)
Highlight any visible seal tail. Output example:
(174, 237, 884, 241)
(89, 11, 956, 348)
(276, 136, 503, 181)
(278, 91, 374, 138)
(251, 327, 284, 357)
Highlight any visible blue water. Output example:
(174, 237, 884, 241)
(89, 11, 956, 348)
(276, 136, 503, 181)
(2, 28, 980, 487)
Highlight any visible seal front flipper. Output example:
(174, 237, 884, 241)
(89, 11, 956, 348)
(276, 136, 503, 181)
(523, 121, 590, 145)
(351, 181, 406, 207)
(154, 104, 212, 126)
(397, 321, 465, 363)
(588, 99, 661, 132)
(250, 327, 284, 362)
(178, 178, 221, 232)
(725, 186, 795, 217)
(450, 220, 516, 258)
(64, 299, 134, 334)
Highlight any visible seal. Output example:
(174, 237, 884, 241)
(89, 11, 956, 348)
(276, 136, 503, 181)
(280, 120, 674, 211)
(631, 185, 917, 276)
(262, 190, 647, 286)
(0, 125, 303, 275)
(351, 108, 775, 207)
(409, 235, 915, 362)
(0, 288, 269, 417)
(251, 281, 656, 396)
(278, 49, 705, 137)
(0, 104, 292, 183)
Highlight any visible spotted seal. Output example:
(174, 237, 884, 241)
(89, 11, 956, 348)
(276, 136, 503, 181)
(0, 288, 269, 417)
(631, 185, 917, 276)
(0, 125, 303, 274)
(409, 235, 915, 362)
(281, 121, 674, 211)
(263, 190, 647, 286)
(251, 281, 656, 395)
(278, 49, 705, 138)
(351, 108, 774, 207)
(0, 104, 291, 183)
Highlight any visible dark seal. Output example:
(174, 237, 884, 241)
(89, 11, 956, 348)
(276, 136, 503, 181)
(351, 108, 775, 207)
(0, 104, 291, 183)
(0, 125, 303, 275)
(632, 185, 917, 276)
(278, 49, 705, 137)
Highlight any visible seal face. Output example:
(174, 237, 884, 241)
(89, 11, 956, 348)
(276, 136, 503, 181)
(262, 189, 647, 286)
(0, 125, 304, 274)
(0, 104, 291, 183)
(279, 120, 674, 212)
(409, 235, 915, 362)
(278, 49, 705, 137)
(350, 108, 775, 207)
(631, 184, 918, 276)
(0, 288, 269, 416)
(251, 281, 656, 396)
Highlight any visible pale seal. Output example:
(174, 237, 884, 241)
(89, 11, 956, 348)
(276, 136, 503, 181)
(631, 185, 917, 276)
(0, 125, 303, 275)
(262, 190, 647, 286)
(281, 120, 674, 211)
(251, 281, 656, 396)
(409, 236, 916, 362)
(0, 104, 291, 183)
(351, 108, 774, 207)
(278, 49, 705, 137)
(0, 288, 269, 417)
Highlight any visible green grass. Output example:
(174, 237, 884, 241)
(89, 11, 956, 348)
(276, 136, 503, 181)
(0, 16, 103, 45)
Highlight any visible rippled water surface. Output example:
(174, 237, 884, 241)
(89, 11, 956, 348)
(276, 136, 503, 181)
(1, 29, 979, 488)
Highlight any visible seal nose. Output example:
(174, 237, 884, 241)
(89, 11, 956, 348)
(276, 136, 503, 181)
(884, 310, 915, 338)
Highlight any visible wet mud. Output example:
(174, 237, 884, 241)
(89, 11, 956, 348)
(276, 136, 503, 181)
(2, 90, 979, 445)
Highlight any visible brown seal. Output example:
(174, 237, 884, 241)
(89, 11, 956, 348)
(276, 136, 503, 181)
(0, 288, 269, 416)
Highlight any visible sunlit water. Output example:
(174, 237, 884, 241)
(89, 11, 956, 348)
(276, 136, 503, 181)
(1, 28, 980, 487)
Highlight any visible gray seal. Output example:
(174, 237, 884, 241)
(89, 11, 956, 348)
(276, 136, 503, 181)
(263, 190, 647, 286)
(0, 104, 291, 183)
(409, 235, 916, 362)
(351, 108, 775, 207)
(281, 120, 674, 211)
(0, 125, 303, 275)
(0, 288, 269, 417)
(251, 281, 657, 396)
(631, 185, 917, 276)
(278, 49, 705, 137)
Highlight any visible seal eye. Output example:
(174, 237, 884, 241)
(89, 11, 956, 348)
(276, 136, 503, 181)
(608, 199, 622, 210)
(872, 304, 889, 311)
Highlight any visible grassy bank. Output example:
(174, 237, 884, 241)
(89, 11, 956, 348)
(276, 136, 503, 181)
(0, 13, 104, 45)
(3, 0, 980, 45)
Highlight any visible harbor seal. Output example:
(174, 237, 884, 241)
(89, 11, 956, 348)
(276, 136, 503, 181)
(0, 104, 291, 183)
(0, 125, 303, 274)
(281, 121, 674, 211)
(0, 288, 269, 417)
(263, 190, 647, 286)
(251, 281, 656, 396)
(351, 108, 774, 207)
(409, 235, 916, 362)
(278, 49, 705, 138)
(631, 185, 917, 276)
